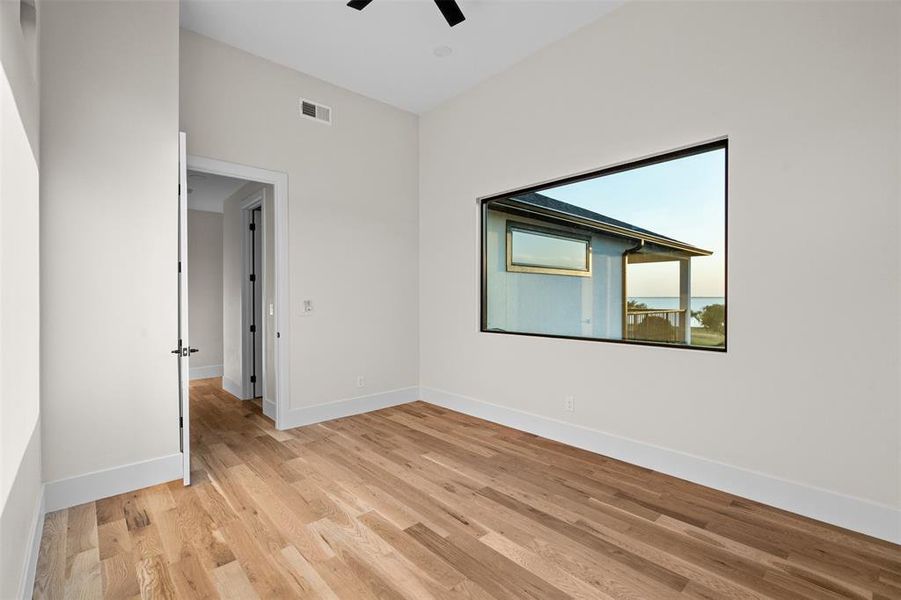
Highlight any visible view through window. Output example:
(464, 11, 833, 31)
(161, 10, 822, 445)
(481, 141, 727, 350)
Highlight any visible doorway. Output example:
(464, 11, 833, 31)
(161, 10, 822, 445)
(177, 143, 291, 483)
(184, 173, 277, 414)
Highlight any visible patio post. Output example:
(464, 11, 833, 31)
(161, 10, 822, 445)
(679, 258, 691, 344)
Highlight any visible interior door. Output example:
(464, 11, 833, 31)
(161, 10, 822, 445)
(252, 207, 263, 398)
(177, 131, 191, 485)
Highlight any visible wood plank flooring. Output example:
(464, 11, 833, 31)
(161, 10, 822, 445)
(33, 377, 901, 599)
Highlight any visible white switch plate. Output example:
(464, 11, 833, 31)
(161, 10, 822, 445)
(301, 299, 313, 316)
(564, 395, 575, 412)
(356, 376, 365, 388)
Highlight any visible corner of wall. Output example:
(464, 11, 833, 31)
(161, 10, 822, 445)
(1, 422, 44, 600)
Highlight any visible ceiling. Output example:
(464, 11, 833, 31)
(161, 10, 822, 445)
(186, 171, 248, 213)
(180, 0, 622, 114)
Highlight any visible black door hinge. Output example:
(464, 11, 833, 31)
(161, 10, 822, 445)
(178, 261, 182, 273)
(249, 324, 256, 333)
(249, 223, 256, 231)
(179, 416, 183, 428)
(249, 273, 256, 282)
(250, 375, 256, 383)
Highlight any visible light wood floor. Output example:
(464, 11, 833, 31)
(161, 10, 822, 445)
(33, 378, 901, 599)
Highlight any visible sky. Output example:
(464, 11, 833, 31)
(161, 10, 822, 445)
(542, 148, 726, 297)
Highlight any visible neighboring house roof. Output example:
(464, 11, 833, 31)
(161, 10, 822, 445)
(506, 192, 712, 257)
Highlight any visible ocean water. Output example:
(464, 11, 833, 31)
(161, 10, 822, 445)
(628, 297, 725, 327)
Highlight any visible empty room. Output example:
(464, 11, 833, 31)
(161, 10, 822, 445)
(1, 0, 899, 598)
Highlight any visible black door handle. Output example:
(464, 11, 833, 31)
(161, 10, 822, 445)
(189, 348, 199, 354)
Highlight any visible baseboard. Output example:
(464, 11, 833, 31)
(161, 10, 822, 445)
(190, 364, 223, 380)
(279, 386, 419, 430)
(263, 396, 276, 421)
(19, 484, 45, 600)
(420, 386, 901, 545)
(222, 376, 243, 400)
(44, 453, 183, 513)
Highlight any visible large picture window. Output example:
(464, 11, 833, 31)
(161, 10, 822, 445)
(480, 140, 727, 350)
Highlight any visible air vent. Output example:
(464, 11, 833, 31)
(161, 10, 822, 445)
(299, 98, 332, 125)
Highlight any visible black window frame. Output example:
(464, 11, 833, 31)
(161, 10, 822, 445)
(479, 138, 728, 352)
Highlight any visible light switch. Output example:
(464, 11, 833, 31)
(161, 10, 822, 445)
(302, 299, 313, 315)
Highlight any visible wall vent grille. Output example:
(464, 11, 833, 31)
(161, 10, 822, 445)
(299, 98, 332, 125)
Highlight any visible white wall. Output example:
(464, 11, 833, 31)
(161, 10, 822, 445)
(0, 0, 42, 595)
(40, 1, 180, 482)
(188, 209, 223, 377)
(181, 30, 419, 422)
(420, 0, 900, 536)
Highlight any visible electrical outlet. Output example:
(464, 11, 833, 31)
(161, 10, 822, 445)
(356, 376, 365, 388)
(301, 299, 313, 316)
(564, 395, 575, 412)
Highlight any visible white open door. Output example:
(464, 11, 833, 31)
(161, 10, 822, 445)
(177, 131, 191, 485)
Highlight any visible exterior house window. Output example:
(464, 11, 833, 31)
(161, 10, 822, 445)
(480, 140, 727, 350)
(506, 223, 591, 277)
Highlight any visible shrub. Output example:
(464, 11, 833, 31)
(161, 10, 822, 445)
(633, 315, 677, 342)
(692, 303, 725, 334)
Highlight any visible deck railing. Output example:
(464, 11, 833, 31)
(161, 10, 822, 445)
(625, 309, 686, 343)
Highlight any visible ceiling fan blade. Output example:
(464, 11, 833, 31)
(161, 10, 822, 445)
(434, 0, 465, 27)
(347, 0, 374, 10)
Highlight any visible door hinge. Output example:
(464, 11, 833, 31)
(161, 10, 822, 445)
(250, 375, 256, 383)
(178, 261, 182, 273)
(179, 416, 183, 428)
(249, 324, 256, 333)
(249, 223, 256, 231)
